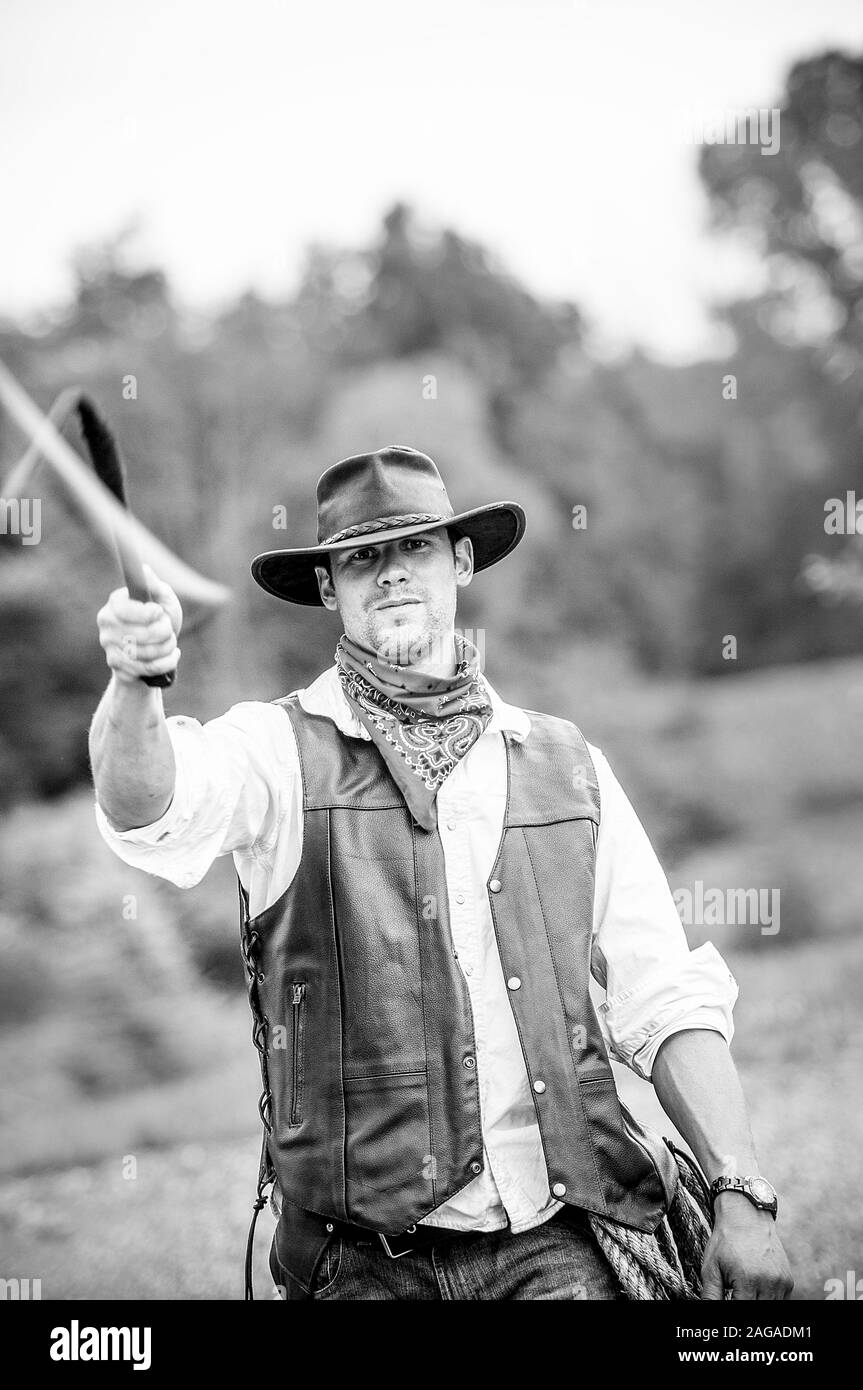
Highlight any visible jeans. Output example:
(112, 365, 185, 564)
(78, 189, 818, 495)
(286, 1206, 623, 1301)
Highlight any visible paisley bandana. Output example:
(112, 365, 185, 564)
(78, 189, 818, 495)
(335, 631, 493, 832)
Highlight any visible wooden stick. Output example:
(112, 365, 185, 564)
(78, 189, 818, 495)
(0, 358, 231, 611)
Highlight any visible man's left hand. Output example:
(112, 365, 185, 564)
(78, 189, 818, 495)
(700, 1196, 793, 1299)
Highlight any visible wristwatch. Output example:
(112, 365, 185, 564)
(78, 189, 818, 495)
(709, 1175, 778, 1220)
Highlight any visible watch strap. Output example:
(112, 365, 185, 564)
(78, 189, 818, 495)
(709, 1175, 778, 1219)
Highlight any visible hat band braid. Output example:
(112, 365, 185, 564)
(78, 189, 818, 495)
(321, 513, 447, 545)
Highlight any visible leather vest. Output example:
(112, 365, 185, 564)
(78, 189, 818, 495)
(240, 694, 678, 1239)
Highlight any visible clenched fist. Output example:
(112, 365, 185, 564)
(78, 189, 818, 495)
(97, 564, 183, 685)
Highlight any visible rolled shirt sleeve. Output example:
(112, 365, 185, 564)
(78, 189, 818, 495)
(588, 745, 738, 1082)
(94, 701, 299, 893)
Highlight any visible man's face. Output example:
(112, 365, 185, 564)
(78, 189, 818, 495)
(316, 529, 473, 667)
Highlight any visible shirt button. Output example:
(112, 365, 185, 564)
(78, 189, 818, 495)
(552, 1182, 567, 1197)
(507, 976, 521, 990)
(533, 1079, 546, 1093)
(447, 821, 457, 831)
(470, 1161, 482, 1175)
(464, 965, 473, 976)
(463, 1055, 476, 1069)
(489, 879, 502, 893)
(455, 893, 465, 905)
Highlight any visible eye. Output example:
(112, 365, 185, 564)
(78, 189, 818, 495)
(346, 547, 377, 564)
(404, 537, 430, 550)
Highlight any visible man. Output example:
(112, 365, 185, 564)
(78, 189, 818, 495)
(89, 446, 792, 1301)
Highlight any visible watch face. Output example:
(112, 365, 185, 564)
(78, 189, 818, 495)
(750, 1178, 775, 1205)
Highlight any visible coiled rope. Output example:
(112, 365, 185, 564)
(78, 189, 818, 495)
(587, 1142, 713, 1299)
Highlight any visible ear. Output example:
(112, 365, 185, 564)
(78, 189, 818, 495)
(454, 535, 474, 588)
(315, 564, 339, 611)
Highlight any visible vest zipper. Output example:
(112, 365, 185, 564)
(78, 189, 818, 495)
(290, 982, 306, 1127)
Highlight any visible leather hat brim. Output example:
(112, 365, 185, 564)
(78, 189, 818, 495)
(250, 501, 526, 606)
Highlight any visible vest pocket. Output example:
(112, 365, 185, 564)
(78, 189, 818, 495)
(289, 981, 307, 1127)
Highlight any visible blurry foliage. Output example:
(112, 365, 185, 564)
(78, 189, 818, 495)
(700, 51, 863, 372)
(1, 51, 862, 815)
(0, 794, 238, 1116)
(700, 49, 863, 617)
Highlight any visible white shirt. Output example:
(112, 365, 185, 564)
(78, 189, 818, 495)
(94, 666, 737, 1236)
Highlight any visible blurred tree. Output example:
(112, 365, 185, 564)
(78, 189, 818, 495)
(295, 202, 583, 445)
(700, 51, 863, 377)
(699, 49, 863, 638)
(60, 226, 178, 347)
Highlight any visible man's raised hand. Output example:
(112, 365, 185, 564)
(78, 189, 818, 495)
(97, 563, 183, 685)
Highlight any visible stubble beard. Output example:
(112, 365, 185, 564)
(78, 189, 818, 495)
(364, 596, 456, 671)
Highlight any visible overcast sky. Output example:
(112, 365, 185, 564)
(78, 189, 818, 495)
(2, 0, 861, 360)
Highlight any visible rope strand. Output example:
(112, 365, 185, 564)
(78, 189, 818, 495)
(587, 1144, 713, 1299)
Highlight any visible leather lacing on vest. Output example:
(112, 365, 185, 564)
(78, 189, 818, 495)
(238, 878, 277, 1300)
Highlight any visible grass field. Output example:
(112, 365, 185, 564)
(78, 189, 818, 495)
(1, 932, 859, 1301)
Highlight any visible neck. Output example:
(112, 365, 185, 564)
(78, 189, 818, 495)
(353, 630, 460, 680)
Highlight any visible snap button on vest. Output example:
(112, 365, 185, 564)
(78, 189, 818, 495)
(463, 1055, 476, 1068)
(507, 976, 521, 990)
(533, 1079, 546, 1093)
(489, 879, 502, 892)
(552, 1183, 567, 1197)
(470, 1161, 482, 1175)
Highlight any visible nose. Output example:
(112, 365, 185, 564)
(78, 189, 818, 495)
(375, 544, 411, 590)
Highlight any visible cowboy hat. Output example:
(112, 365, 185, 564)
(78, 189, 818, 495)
(250, 445, 526, 606)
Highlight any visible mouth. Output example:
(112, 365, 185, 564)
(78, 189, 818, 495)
(376, 598, 422, 610)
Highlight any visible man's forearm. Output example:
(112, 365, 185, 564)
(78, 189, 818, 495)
(652, 1026, 793, 1298)
(89, 676, 176, 831)
(651, 1028, 760, 1183)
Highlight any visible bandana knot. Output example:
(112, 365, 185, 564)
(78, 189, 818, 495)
(334, 631, 493, 830)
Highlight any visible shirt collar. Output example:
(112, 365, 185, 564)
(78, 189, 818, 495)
(295, 662, 531, 743)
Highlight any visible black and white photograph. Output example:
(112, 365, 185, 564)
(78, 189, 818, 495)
(1, 0, 862, 1361)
